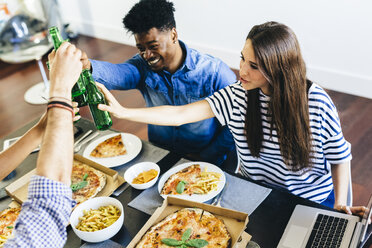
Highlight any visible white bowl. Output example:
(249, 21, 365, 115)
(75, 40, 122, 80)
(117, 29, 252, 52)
(70, 197, 124, 243)
(124, 162, 160, 190)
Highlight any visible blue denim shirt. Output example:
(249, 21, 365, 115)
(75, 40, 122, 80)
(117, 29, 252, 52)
(91, 41, 236, 164)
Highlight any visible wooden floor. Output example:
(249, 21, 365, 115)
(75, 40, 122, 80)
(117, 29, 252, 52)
(0, 35, 371, 207)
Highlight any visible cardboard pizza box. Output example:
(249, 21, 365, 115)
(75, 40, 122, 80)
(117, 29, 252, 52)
(127, 196, 251, 248)
(5, 154, 125, 204)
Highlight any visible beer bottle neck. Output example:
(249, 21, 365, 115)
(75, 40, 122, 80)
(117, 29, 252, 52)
(49, 27, 63, 50)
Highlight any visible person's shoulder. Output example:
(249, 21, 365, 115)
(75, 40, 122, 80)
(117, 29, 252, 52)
(220, 81, 244, 96)
(187, 46, 227, 67)
(126, 54, 146, 65)
(308, 82, 337, 111)
(125, 54, 152, 77)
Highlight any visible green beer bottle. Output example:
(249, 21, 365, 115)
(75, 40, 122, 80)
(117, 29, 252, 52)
(82, 69, 113, 130)
(48, 26, 87, 106)
(72, 76, 88, 107)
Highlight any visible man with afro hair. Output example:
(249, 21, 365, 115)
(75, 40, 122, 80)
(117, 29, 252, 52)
(83, 0, 236, 165)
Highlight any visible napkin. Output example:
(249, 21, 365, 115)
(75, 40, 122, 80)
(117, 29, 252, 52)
(219, 173, 272, 214)
(128, 163, 272, 215)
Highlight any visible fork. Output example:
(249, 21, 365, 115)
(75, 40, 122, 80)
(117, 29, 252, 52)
(74, 132, 99, 152)
(211, 182, 228, 207)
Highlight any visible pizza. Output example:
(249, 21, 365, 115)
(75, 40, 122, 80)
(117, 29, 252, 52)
(71, 160, 106, 204)
(135, 208, 231, 248)
(161, 164, 202, 195)
(90, 134, 127, 158)
(0, 207, 21, 247)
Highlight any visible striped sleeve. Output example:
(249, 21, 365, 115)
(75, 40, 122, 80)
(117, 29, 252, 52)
(309, 85, 352, 164)
(206, 84, 236, 126)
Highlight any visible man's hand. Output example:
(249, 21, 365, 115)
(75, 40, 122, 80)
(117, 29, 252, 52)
(72, 102, 81, 122)
(48, 44, 90, 70)
(81, 51, 91, 70)
(96, 82, 127, 118)
(48, 42, 83, 97)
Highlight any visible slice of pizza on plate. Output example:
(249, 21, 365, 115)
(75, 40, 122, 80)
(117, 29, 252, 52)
(90, 134, 127, 158)
(161, 164, 202, 195)
(71, 160, 106, 204)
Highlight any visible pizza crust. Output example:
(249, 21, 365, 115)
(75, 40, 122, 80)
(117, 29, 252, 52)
(135, 208, 231, 248)
(71, 160, 106, 204)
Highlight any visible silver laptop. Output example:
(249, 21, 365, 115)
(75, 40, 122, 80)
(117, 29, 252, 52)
(277, 194, 372, 248)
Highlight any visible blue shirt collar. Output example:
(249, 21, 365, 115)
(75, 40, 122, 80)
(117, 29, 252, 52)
(178, 40, 195, 72)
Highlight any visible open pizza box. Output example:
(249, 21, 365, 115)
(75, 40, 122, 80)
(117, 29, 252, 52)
(127, 196, 251, 248)
(5, 154, 125, 205)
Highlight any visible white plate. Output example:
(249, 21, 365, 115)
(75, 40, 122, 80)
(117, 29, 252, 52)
(83, 133, 142, 167)
(157, 161, 226, 203)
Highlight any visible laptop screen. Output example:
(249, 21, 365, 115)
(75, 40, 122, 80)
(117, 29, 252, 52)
(359, 194, 372, 244)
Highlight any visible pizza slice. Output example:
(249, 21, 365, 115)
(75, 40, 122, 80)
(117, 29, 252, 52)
(90, 134, 127, 158)
(71, 160, 106, 204)
(0, 207, 21, 246)
(161, 164, 201, 195)
(135, 208, 231, 248)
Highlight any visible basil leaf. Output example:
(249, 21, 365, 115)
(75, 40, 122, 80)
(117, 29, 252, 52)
(83, 173, 88, 181)
(185, 239, 209, 248)
(161, 238, 184, 246)
(182, 228, 192, 241)
(6, 226, 13, 229)
(176, 181, 187, 194)
(70, 180, 88, 192)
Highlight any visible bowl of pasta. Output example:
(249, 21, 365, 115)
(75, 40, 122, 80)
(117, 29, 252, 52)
(124, 162, 160, 190)
(69, 196, 124, 243)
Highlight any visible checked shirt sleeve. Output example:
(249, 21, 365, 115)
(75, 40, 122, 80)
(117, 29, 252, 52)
(5, 175, 74, 248)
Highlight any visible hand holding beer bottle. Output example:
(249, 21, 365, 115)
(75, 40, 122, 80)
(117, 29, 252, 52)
(82, 70, 113, 130)
(48, 26, 112, 131)
(49, 26, 87, 107)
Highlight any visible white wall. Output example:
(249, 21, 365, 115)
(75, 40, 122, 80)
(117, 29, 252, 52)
(58, 0, 372, 99)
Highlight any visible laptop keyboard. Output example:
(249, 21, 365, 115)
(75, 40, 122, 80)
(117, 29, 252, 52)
(305, 214, 348, 248)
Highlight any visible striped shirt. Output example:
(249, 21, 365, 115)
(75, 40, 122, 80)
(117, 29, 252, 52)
(206, 82, 352, 203)
(5, 175, 74, 248)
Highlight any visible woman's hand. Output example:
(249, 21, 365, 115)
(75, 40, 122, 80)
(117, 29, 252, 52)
(96, 82, 127, 118)
(335, 205, 371, 224)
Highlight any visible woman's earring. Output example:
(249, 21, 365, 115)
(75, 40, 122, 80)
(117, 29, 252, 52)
(173, 40, 177, 44)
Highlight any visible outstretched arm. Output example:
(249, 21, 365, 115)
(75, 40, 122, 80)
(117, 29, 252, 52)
(36, 42, 83, 184)
(5, 42, 83, 248)
(0, 113, 46, 181)
(96, 82, 215, 126)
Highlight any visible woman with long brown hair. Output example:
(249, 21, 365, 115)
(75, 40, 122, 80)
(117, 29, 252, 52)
(94, 22, 366, 216)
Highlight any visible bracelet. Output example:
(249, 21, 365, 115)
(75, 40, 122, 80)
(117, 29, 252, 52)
(48, 100, 73, 109)
(47, 104, 74, 117)
(47, 100, 74, 117)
